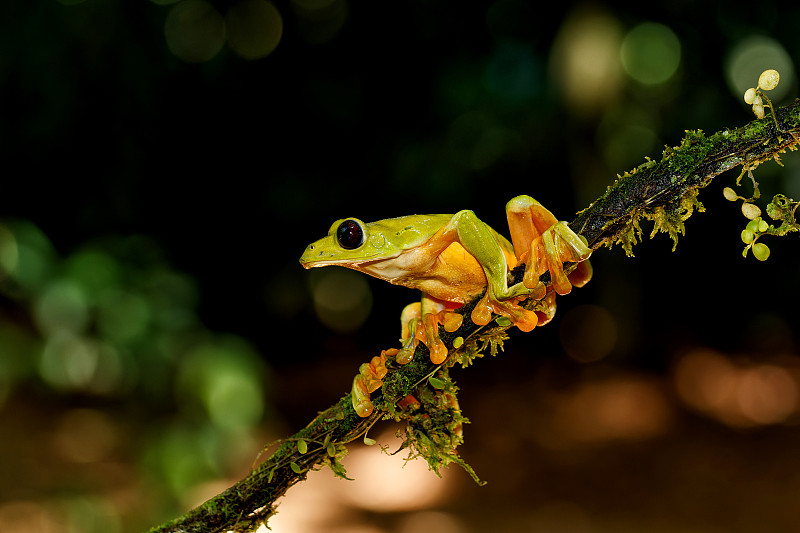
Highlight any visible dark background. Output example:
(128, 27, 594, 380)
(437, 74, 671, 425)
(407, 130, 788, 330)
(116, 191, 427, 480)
(2, 1, 800, 532)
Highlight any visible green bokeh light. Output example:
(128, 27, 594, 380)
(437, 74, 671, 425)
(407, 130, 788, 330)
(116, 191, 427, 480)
(97, 289, 151, 343)
(725, 35, 794, 102)
(34, 280, 89, 336)
(226, 0, 283, 60)
(64, 249, 120, 300)
(178, 340, 267, 430)
(0, 224, 18, 281)
(39, 333, 98, 390)
(3, 221, 56, 293)
(620, 22, 681, 85)
(164, 0, 226, 63)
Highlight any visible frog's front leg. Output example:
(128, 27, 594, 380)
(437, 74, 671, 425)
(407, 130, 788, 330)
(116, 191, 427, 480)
(351, 349, 393, 417)
(396, 297, 454, 365)
(505, 195, 592, 296)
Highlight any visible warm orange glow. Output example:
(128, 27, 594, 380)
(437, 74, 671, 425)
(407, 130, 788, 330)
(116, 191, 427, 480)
(268, 427, 453, 532)
(546, 377, 672, 445)
(254, 470, 353, 533)
(674, 349, 800, 427)
(397, 510, 466, 533)
(340, 429, 452, 512)
(0, 501, 61, 533)
(52, 408, 119, 463)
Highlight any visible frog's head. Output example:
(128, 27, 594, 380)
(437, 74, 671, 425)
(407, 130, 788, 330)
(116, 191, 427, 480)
(300, 218, 400, 268)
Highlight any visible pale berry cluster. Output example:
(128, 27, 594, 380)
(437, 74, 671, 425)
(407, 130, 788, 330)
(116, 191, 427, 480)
(743, 69, 780, 119)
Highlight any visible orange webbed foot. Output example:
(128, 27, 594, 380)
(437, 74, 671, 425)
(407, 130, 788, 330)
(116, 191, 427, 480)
(506, 196, 592, 296)
(352, 375, 374, 417)
(441, 311, 463, 332)
(396, 298, 453, 365)
(351, 349, 395, 417)
(470, 291, 539, 332)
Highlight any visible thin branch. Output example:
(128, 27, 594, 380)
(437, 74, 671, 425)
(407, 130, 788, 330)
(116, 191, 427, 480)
(146, 99, 800, 533)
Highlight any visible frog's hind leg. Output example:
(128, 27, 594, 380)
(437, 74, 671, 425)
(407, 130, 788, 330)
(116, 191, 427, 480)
(505, 195, 592, 296)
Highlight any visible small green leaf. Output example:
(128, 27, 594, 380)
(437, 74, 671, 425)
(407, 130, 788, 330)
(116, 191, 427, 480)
(267, 468, 275, 483)
(297, 439, 308, 454)
(429, 376, 446, 389)
(495, 316, 512, 326)
(327, 443, 336, 457)
(290, 461, 302, 473)
(742, 203, 761, 220)
(752, 242, 771, 261)
(741, 229, 755, 244)
(453, 336, 464, 349)
(363, 436, 376, 446)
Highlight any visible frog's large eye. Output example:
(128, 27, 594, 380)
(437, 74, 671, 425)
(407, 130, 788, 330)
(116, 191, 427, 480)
(336, 219, 365, 249)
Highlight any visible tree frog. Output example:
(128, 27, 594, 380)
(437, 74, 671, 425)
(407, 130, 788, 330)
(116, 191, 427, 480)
(300, 195, 593, 416)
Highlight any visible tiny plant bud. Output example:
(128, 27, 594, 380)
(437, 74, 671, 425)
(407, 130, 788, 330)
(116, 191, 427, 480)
(752, 95, 763, 106)
(758, 69, 780, 91)
(746, 219, 761, 232)
(752, 242, 771, 261)
(723, 187, 738, 201)
(495, 316, 511, 326)
(297, 439, 308, 454)
(363, 436, 376, 446)
(453, 336, 464, 349)
(757, 219, 769, 232)
(752, 103, 765, 119)
(741, 229, 755, 244)
(743, 87, 757, 104)
(741, 203, 761, 219)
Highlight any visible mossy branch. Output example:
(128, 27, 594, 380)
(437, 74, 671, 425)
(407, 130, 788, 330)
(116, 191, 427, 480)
(146, 99, 800, 533)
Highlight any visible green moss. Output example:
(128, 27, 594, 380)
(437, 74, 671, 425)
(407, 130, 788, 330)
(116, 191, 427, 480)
(647, 188, 705, 250)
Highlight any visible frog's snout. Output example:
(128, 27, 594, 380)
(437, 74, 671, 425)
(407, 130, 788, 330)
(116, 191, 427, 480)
(299, 243, 324, 268)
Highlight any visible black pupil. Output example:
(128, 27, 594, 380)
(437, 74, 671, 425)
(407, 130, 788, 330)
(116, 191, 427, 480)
(336, 220, 364, 249)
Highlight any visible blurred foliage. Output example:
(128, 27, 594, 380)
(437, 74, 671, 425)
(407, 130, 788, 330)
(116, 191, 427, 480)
(0, 219, 272, 531)
(2, 1, 800, 532)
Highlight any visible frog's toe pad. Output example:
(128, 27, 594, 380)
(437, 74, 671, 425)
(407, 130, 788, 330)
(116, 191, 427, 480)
(352, 375, 375, 417)
(567, 258, 593, 288)
(470, 293, 538, 332)
(429, 338, 448, 365)
(513, 308, 538, 332)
